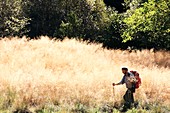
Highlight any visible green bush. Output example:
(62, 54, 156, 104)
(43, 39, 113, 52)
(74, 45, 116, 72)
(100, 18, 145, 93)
(122, 0, 170, 50)
(0, 0, 30, 37)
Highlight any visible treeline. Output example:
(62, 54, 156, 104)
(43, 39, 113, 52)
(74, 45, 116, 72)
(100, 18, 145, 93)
(0, 0, 169, 50)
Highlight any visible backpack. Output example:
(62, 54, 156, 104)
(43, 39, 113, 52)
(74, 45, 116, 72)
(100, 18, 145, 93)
(130, 71, 141, 89)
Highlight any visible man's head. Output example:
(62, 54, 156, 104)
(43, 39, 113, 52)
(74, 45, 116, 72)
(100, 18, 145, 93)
(122, 67, 128, 74)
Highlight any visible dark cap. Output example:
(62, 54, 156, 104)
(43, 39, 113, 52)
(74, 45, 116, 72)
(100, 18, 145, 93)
(122, 67, 128, 70)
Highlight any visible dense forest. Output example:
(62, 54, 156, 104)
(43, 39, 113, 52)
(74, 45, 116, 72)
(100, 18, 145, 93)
(0, 0, 169, 50)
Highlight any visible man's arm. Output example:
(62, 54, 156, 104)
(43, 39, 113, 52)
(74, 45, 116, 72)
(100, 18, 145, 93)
(112, 75, 125, 86)
(112, 82, 122, 86)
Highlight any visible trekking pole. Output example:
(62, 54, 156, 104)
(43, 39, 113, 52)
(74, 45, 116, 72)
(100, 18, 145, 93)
(112, 86, 117, 105)
(112, 86, 115, 97)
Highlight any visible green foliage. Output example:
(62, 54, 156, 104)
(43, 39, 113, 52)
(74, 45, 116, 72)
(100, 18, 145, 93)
(122, 0, 170, 49)
(26, 0, 62, 37)
(54, 0, 92, 39)
(54, 0, 114, 41)
(0, 0, 30, 37)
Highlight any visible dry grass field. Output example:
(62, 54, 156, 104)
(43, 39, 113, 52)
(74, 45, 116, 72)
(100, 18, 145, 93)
(0, 36, 170, 112)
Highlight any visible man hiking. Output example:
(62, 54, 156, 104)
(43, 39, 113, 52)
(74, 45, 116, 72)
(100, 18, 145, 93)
(112, 67, 136, 112)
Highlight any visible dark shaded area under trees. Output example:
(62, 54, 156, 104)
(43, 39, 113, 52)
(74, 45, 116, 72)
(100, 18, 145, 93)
(0, 0, 169, 50)
(103, 0, 126, 13)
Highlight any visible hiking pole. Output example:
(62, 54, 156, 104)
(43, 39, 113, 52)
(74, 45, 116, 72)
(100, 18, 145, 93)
(112, 83, 116, 97)
(112, 85, 116, 105)
(112, 86, 115, 97)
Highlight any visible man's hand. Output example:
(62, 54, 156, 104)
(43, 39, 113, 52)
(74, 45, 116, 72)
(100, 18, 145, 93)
(112, 83, 116, 86)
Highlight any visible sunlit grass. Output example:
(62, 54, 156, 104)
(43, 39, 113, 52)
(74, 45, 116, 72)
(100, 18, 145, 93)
(0, 36, 169, 112)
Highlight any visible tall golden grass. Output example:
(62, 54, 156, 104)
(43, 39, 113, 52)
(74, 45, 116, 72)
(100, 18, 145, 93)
(0, 36, 170, 110)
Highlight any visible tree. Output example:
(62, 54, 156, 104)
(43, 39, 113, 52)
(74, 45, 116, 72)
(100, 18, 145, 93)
(26, 0, 62, 37)
(0, 0, 30, 37)
(54, 0, 93, 39)
(122, 0, 170, 49)
(54, 0, 115, 41)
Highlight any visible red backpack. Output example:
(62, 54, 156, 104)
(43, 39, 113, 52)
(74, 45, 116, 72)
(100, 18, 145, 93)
(130, 71, 141, 89)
